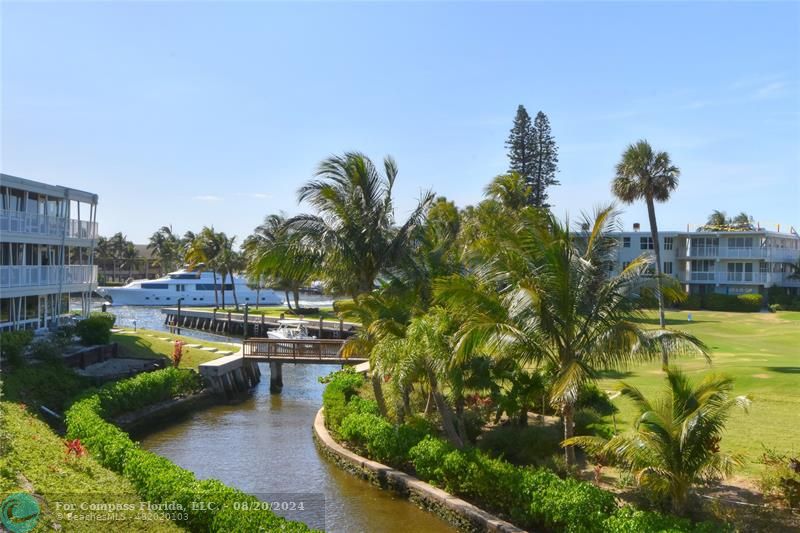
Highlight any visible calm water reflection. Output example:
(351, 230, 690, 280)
(139, 363, 454, 533)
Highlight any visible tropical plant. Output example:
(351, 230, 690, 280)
(288, 152, 434, 298)
(437, 205, 707, 464)
(484, 172, 531, 211)
(564, 368, 751, 514)
(214, 234, 243, 309)
(185, 226, 223, 307)
(147, 225, 182, 274)
(244, 213, 318, 312)
(120, 242, 139, 279)
(699, 210, 755, 232)
(612, 140, 681, 368)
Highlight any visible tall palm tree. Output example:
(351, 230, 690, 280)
(215, 234, 243, 310)
(564, 368, 750, 514)
(245, 213, 318, 312)
(185, 227, 223, 307)
(437, 206, 707, 464)
(289, 152, 434, 298)
(148, 225, 181, 274)
(120, 242, 139, 279)
(612, 140, 680, 368)
(108, 232, 129, 281)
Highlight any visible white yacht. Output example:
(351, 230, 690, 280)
(96, 270, 284, 307)
(267, 319, 316, 340)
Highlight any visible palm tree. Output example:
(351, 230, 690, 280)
(339, 289, 415, 418)
(108, 232, 129, 282)
(705, 210, 728, 229)
(437, 206, 707, 464)
(612, 140, 680, 368)
(484, 172, 531, 211)
(564, 368, 750, 514)
(215, 235, 243, 310)
(120, 242, 139, 279)
(245, 214, 318, 312)
(185, 227, 223, 307)
(289, 152, 434, 298)
(148, 225, 181, 274)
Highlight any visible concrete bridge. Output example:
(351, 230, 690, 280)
(199, 338, 367, 395)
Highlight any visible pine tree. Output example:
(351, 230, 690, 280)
(505, 105, 535, 181)
(529, 111, 559, 208)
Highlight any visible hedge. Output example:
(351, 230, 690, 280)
(76, 312, 116, 345)
(322, 370, 723, 533)
(678, 293, 763, 312)
(66, 368, 315, 532)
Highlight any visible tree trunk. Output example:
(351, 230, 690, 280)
(424, 389, 433, 415)
(401, 385, 412, 422)
(646, 195, 669, 370)
(563, 402, 576, 465)
(427, 368, 463, 449)
(371, 371, 388, 419)
(220, 272, 226, 309)
(285, 290, 293, 312)
(212, 270, 219, 308)
(256, 286, 261, 309)
(231, 275, 239, 311)
(293, 287, 300, 311)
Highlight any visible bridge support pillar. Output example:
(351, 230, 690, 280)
(269, 361, 283, 394)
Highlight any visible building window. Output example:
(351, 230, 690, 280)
(663, 261, 673, 274)
(728, 237, 753, 249)
(663, 237, 673, 250)
(760, 263, 770, 274)
(623, 237, 631, 248)
(640, 237, 654, 250)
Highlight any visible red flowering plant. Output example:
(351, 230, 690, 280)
(64, 438, 87, 458)
(172, 340, 185, 368)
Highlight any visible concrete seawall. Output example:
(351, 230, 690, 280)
(312, 408, 526, 533)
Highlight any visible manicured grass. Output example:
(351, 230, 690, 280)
(112, 329, 237, 369)
(598, 310, 800, 477)
(0, 402, 179, 532)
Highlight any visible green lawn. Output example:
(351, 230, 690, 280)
(598, 309, 800, 477)
(0, 402, 179, 532)
(113, 329, 236, 369)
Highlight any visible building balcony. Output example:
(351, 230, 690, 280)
(677, 246, 800, 261)
(0, 209, 98, 240)
(0, 265, 97, 290)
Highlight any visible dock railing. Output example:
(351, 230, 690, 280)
(242, 338, 365, 363)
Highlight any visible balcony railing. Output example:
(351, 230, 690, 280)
(0, 209, 98, 240)
(689, 272, 715, 281)
(0, 265, 97, 289)
(679, 246, 800, 261)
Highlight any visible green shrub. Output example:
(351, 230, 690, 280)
(478, 424, 562, 466)
(96, 367, 203, 417)
(76, 315, 114, 345)
(0, 330, 34, 365)
(409, 436, 453, 480)
(321, 368, 365, 432)
(90, 311, 117, 327)
(29, 338, 61, 362)
(704, 293, 763, 312)
(603, 506, 720, 532)
(678, 293, 703, 310)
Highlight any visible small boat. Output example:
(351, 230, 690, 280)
(96, 269, 283, 307)
(267, 319, 316, 340)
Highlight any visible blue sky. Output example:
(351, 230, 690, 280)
(2, 1, 798, 243)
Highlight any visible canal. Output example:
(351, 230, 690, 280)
(88, 299, 454, 532)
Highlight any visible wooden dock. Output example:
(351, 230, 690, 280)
(161, 307, 359, 339)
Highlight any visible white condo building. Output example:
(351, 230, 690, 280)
(610, 226, 800, 297)
(1, 174, 99, 331)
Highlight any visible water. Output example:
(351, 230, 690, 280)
(139, 363, 455, 533)
(86, 301, 453, 532)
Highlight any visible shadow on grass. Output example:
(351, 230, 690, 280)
(596, 370, 634, 379)
(764, 366, 800, 374)
(629, 316, 718, 326)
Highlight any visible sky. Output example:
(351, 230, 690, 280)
(2, 1, 798, 244)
